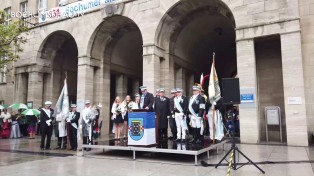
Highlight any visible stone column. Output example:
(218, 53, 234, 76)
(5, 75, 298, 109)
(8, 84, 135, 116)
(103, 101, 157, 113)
(14, 73, 28, 103)
(77, 56, 94, 111)
(185, 72, 194, 98)
(175, 66, 186, 90)
(132, 78, 140, 95)
(281, 32, 308, 146)
(143, 45, 161, 93)
(27, 72, 43, 109)
(236, 39, 259, 144)
(115, 74, 128, 98)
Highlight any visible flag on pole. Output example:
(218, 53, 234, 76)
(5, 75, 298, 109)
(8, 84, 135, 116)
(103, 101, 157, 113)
(208, 56, 221, 104)
(55, 78, 70, 116)
(200, 73, 204, 86)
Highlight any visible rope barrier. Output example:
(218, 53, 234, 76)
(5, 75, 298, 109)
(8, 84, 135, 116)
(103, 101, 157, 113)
(226, 150, 234, 176)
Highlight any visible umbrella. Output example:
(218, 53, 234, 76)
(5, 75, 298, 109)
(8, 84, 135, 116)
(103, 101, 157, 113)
(8, 103, 29, 110)
(22, 109, 40, 116)
(0, 104, 9, 110)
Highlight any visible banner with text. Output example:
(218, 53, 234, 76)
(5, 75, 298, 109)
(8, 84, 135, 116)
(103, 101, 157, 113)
(39, 0, 118, 23)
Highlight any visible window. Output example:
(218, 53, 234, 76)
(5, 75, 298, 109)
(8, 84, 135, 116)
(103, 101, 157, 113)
(59, 0, 68, 6)
(38, 0, 47, 10)
(0, 55, 8, 83)
(4, 7, 11, 25)
(20, 1, 28, 14)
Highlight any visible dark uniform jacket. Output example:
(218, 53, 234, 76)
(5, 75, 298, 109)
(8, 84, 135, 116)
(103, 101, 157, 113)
(70, 111, 80, 126)
(188, 94, 206, 117)
(154, 96, 171, 129)
(40, 108, 54, 128)
(140, 92, 155, 111)
(174, 96, 189, 115)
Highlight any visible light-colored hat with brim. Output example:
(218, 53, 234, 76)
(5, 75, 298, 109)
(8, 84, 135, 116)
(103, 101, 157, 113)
(44, 101, 52, 105)
(139, 86, 147, 91)
(176, 88, 183, 92)
(193, 85, 201, 91)
(159, 88, 165, 92)
(156, 88, 160, 93)
(135, 93, 140, 97)
(171, 89, 177, 94)
(71, 104, 77, 108)
(85, 100, 91, 104)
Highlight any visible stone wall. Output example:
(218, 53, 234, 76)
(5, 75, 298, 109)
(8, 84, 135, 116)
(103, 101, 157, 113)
(299, 0, 314, 143)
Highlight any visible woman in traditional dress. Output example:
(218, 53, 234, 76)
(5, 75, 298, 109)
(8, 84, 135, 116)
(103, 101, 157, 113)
(27, 115, 38, 139)
(111, 96, 123, 140)
(10, 112, 22, 138)
(122, 95, 133, 139)
(1, 109, 12, 138)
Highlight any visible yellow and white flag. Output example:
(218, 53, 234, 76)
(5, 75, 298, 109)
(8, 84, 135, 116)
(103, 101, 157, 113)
(208, 59, 221, 103)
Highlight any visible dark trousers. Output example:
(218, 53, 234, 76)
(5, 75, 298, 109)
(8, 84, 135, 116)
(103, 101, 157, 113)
(158, 128, 168, 139)
(19, 124, 28, 136)
(69, 125, 77, 149)
(40, 126, 53, 149)
(57, 136, 67, 148)
(83, 136, 93, 145)
(169, 118, 177, 139)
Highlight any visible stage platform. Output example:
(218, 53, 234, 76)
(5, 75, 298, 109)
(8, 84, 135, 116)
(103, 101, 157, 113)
(82, 139, 228, 165)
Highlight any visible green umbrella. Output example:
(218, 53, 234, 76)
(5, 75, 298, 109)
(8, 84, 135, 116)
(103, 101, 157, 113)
(8, 103, 29, 110)
(22, 109, 40, 116)
(0, 104, 9, 110)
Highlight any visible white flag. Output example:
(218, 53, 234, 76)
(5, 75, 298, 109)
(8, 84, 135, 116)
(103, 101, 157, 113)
(55, 79, 70, 118)
(208, 60, 221, 103)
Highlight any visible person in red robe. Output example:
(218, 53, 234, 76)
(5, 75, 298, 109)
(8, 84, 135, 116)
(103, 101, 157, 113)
(1, 109, 12, 138)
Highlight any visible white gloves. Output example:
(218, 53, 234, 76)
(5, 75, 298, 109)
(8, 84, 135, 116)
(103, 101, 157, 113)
(66, 118, 71, 123)
(171, 115, 174, 118)
(213, 101, 217, 106)
(167, 116, 170, 119)
(46, 119, 52, 126)
(197, 116, 202, 121)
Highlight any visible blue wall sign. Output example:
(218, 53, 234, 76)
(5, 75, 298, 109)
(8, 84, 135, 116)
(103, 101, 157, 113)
(241, 94, 254, 103)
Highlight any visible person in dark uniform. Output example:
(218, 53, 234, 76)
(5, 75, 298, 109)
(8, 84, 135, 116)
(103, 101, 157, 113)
(169, 88, 177, 140)
(139, 86, 155, 112)
(173, 88, 189, 143)
(40, 101, 54, 150)
(188, 85, 206, 144)
(154, 88, 171, 140)
(67, 104, 80, 151)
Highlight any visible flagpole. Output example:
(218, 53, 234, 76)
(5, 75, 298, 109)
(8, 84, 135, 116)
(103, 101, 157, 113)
(212, 53, 216, 144)
(65, 71, 71, 150)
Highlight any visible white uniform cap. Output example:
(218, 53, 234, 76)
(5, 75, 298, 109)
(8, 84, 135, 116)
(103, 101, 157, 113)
(45, 101, 52, 105)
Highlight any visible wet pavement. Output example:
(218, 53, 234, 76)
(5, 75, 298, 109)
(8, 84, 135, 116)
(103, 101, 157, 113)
(1, 136, 314, 176)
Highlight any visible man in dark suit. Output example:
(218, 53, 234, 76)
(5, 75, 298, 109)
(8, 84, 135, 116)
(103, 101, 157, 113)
(188, 85, 206, 144)
(169, 88, 177, 140)
(40, 101, 54, 150)
(139, 86, 154, 112)
(154, 88, 171, 140)
(67, 104, 80, 151)
(173, 88, 189, 143)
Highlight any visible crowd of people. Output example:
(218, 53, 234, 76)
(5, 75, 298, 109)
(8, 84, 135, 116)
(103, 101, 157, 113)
(0, 84, 240, 150)
(0, 108, 38, 139)
(110, 85, 240, 144)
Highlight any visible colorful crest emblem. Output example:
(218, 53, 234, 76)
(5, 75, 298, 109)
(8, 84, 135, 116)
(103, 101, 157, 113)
(128, 118, 144, 141)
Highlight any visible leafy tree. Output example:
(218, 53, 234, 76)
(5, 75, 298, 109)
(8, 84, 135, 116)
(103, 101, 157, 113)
(0, 11, 28, 72)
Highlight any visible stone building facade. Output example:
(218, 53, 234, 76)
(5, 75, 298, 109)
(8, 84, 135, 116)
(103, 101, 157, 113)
(0, 0, 313, 146)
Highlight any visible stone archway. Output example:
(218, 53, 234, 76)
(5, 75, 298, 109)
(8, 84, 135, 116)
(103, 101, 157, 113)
(155, 0, 236, 97)
(89, 15, 143, 134)
(39, 31, 78, 105)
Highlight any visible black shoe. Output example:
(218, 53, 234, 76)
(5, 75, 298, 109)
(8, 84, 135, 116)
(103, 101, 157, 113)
(173, 138, 181, 142)
(181, 139, 186, 143)
(188, 139, 195, 143)
(195, 139, 202, 144)
(45, 148, 52, 150)
(72, 148, 77, 151)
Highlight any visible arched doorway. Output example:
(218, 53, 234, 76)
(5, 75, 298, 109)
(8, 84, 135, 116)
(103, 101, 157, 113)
(89, 15, 143, 134)
(156, 0, 236, 98)
(39, 31, 78, 105)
